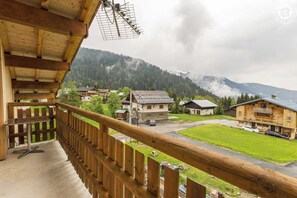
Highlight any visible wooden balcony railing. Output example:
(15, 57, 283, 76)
(7, 102, 56, 148)
(54, 102, 297, 198)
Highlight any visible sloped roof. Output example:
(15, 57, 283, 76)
(121, 98, 130, 105)
(98, 89, 110, 93)
(231, 97, 297, 112)
(185, 100, 217, 108)
(115, 110, 128, 114)
(78, 87, 95, 92)
(132, 90, 173, 104)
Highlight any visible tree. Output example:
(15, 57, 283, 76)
(215, 103, 224, 115)
(81, 96, 104, 114)
(57, 81, 81, 107)
(107, 93, 122, 118)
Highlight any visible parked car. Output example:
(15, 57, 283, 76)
(146, 119, 156, 126)
(240, 125, 259, 133)
(265, 130, 289, 140)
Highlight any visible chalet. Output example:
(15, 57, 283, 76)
(129, 90, 173, 123)
(183, 100, 217, 115)
(77, 87, 97, 97)
(121, 98, 130, 109)
(232, 96, 297, 139)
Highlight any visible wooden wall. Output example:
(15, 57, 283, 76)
(0, 38, 13, 160)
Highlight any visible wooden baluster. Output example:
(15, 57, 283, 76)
(25, 108, 32, 142)
(41, 108, 47, 141)
(164, 166, 179, 198)
(17, 109, 24, 144)
(115, 140, 124, 198)
(147, 158, 160, 197)
(125, 145, 134, 198)
(186, 178, 206, 198)
(108, 136, 116, 197)
(34, 108, 40, 142)
(135, 151, 145, 186)
(102, 128, 109, 193)
(8, 104, 15, 148)
(49, 107, 55, 140)
(97, 126, 103, 187)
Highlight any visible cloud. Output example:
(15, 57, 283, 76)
(175, 0, 212, 53)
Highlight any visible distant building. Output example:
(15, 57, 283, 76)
(231, 96, 297, 139)
(224, 107, 236, 117)
(98, 89, 110, 100)
(128, 90, 174, 123)
(115, 109, 128, 120)
(183, 100, 217, 115)
(77, 87, 96, 97)
(121, 98, 130, 109)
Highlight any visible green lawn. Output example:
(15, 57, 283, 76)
(179, 124, 297, 163)
(170, 114, 236, 122)
(128, 142, 241, 196)
(79, 116, 117, 135)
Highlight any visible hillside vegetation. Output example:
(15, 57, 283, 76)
(65, 48, 217, 99)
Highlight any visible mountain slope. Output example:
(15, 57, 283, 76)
(65, 48, 217, 99)
(192, 75, 297, 101)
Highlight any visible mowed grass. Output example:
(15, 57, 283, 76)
(128, 142, 241, 196)
(170, 114, 235, 122)
(179, 124, 297, 163)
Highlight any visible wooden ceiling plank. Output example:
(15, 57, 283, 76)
(5, 54, 70, 71)
(15, 93, 55, 100)
(12, 80, 60, 90)
(0, 21, 11, 52)
(0, 0, 87, 37)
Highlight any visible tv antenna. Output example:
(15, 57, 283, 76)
(96, 0, 142, 40)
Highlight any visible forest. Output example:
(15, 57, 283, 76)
(65, 48, 217, 99)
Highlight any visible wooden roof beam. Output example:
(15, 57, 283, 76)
(5, 54, 70, 71)
(12, 80, 60, 90)
(0, 0, 87, 37)
(15, 93, 55, 100)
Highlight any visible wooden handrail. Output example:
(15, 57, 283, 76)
(8, 102, 56, 107)
(56, 102, 297, 198)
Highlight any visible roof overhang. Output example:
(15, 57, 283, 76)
(0, 0, 101, 100)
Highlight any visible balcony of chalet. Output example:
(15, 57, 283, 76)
(0, 1, 297, 198)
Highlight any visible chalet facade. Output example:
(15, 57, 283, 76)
(78, 87, 97, 97)
(129, 90, 173, 123)
(232, 97, 297, 139)
(184, 100, 217, 115)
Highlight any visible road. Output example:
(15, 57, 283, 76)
(113, 119, 297, 179)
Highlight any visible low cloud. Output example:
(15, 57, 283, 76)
(175, 0, 212, 53)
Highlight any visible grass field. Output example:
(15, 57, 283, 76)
(79, 116, 118, 135)
(128, 142, 241, 196)
(169, 114, 235, 122)
(179, 124, 297, 163)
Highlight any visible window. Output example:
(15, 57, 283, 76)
(159, 105, 164, 109)
(147, 105, 152, 109)
(238, 111, 242, 116)
(287, 116, 292, 122)
(261, 103, 267, 109)
(159, 113, 164, 116)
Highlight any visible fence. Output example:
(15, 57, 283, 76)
(55, 102, 297, 198)
(7, 102, 56, 148)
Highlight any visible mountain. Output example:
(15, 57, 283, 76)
(65, 48, 217, 99)
(191, 75, 297, 102)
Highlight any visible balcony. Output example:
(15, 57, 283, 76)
(2, 102, 297, 198)
(253, 108, 273, 115)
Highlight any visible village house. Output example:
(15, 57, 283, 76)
(128, 90, 173, 123)
(232, 96, 297, 139)
(77, 86, 97, 97)
(121, 98, 130, 109)
(183, 100, 217, 115)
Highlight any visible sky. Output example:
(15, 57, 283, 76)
(82, 0, 297, 90)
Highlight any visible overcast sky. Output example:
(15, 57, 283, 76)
(82, 0, 297, 90)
